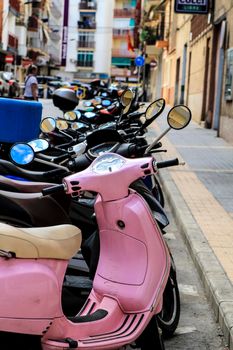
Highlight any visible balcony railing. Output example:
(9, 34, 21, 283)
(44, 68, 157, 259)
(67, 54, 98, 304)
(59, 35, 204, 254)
(78, 41, 95, 49)
(8, 33, 18, 50)
(113, 29, 133, 38)
(9, 0, 20, 13)
(27, 16, 38, 31)
(78, 21, 96, 30)
(112, 48, 136, 59)
(77, 60, 93, 67)
(114, 9, 135, 18)
(79, 1, 97, 10)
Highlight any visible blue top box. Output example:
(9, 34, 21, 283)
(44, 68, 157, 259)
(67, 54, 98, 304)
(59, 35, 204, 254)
(0, 98, 42, 143)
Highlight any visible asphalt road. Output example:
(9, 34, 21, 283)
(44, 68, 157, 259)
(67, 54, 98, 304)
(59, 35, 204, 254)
(41, 99, 228, 350)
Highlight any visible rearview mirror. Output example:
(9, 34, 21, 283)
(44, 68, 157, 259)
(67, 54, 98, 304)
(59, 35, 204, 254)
(40, 117, 56, 133)
(28, 139, 49, 152)
(64, 111, 77, 121)
(120, 89, 134, 107)
(167, 105, 191, 130)
(10, 143, 34, 165)
(145, 98, 165, 120)
(56, 120, 69, 130)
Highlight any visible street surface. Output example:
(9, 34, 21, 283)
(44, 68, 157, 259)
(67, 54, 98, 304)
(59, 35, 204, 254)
(41, 99, 228, 349)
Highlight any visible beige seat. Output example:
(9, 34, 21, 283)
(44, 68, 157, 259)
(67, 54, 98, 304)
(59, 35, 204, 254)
(0, 223, 82, 260)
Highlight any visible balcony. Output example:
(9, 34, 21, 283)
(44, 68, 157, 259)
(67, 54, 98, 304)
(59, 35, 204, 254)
(27, 16, 38, 31)
(79, 1, 97, 11)
(9, 0, 20, 14)
(112, 48, 136, 59)
(8, 33, 18, 51)
(78, 41, 95, 49)
(114, 8, 135, 18)
(77, 61, 93, 68)
(78, 21, 96, 30)
(113, 29, 130, 38)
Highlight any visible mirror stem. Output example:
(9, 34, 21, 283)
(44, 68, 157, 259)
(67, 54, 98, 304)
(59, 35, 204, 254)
(145, 127, 171, 154)
(60, 130, 73, 140)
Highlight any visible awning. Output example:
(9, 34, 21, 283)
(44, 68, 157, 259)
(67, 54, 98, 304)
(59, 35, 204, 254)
(112, 57, 132, 66)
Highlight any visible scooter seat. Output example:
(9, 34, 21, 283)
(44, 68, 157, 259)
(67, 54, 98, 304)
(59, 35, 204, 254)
(0, 223, 81, 259)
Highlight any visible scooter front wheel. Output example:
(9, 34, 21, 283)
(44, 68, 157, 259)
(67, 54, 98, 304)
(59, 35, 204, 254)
(135, 316, 165, 350)
(157, 266, 180, 338)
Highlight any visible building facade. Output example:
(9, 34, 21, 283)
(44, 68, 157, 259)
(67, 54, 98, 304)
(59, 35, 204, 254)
(61, 0, 114, 82)
(144, 0, 233, 144)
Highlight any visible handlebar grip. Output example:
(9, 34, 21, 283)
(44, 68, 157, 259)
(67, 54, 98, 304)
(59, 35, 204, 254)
(42, 184, 65, 196)
(156, 158, 179, 169)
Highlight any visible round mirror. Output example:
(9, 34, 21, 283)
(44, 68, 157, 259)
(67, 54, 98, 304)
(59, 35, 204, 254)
(10, 143, 34, 165)
(64, 111, 77, 121)
(120, 89, 134, 107)
(40, 117, 56, 133)
(93, 97, 101, 104)
(102, 100, 111, 107)
(84, 112, 96, 119)
(167, 105, 192, 130)
(71, 122, 86, 130)
(56, 119, 69, 130)
(28, 139, 49, 152)
(83, 101, 92, 107)
(145, 98, 165, 120)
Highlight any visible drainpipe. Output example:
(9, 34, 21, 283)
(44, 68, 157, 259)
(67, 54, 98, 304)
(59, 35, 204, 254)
(212, 20, 226, 135)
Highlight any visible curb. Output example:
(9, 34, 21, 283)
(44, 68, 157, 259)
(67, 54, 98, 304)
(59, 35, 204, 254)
(158, 167, 233, 349)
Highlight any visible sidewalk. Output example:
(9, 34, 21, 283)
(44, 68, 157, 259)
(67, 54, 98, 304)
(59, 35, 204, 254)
(149, 113, 233, 349)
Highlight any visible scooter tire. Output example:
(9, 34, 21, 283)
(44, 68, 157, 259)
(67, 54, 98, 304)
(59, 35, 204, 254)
(157, 269, 180, 339)
(135, 316, 165, 350)
(152, 176, 165, 208)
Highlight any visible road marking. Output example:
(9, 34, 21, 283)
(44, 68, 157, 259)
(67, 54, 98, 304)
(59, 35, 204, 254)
(175, 326, 197, 335)
(179, 284, 199, 296)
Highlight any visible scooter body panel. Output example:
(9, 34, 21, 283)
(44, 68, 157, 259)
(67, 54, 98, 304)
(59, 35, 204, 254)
(93, 192, 170, 312)
(0, 258, 66, 333)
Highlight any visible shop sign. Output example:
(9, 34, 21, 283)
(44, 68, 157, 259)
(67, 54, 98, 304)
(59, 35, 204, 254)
(174, 0, 209, 14)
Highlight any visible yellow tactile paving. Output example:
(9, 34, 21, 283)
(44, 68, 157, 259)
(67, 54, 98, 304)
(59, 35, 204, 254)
(152, 124, 233, 283)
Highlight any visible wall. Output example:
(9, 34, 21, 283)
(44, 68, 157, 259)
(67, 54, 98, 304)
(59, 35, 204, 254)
(219, 6, 233, 143)
(95, 0, 114, 75)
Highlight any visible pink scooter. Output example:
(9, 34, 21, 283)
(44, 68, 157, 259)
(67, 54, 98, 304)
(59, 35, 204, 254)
(0, 105, 191, 350)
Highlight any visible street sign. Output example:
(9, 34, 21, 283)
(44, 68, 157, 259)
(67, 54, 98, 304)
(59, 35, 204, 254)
(5, 55, 14, 63)
(174, 0, 209, 14)
(135, 56, 145, 67)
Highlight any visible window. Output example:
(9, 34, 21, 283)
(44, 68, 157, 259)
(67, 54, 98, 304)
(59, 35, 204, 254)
(77, 51, 94, 67)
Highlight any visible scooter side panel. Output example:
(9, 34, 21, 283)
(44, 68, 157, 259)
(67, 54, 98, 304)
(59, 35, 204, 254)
(0, 258, 63, 320)
(93, 193, 170, 313)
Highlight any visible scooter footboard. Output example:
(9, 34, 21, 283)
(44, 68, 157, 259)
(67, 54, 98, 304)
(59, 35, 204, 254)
(42, 293, 157, 350)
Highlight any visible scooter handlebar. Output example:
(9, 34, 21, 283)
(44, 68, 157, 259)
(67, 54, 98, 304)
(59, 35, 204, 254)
(156, 158, 179, 169)
(42, 184, 65, 196)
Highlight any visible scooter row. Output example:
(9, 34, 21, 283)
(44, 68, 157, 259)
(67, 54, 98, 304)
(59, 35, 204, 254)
(0, 88, 191, 349)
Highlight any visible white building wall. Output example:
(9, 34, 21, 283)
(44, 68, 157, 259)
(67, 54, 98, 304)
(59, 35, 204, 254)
(94, 0, 114, 76)
(2, 0, 9, 51)
(66, 0, 78, 73)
